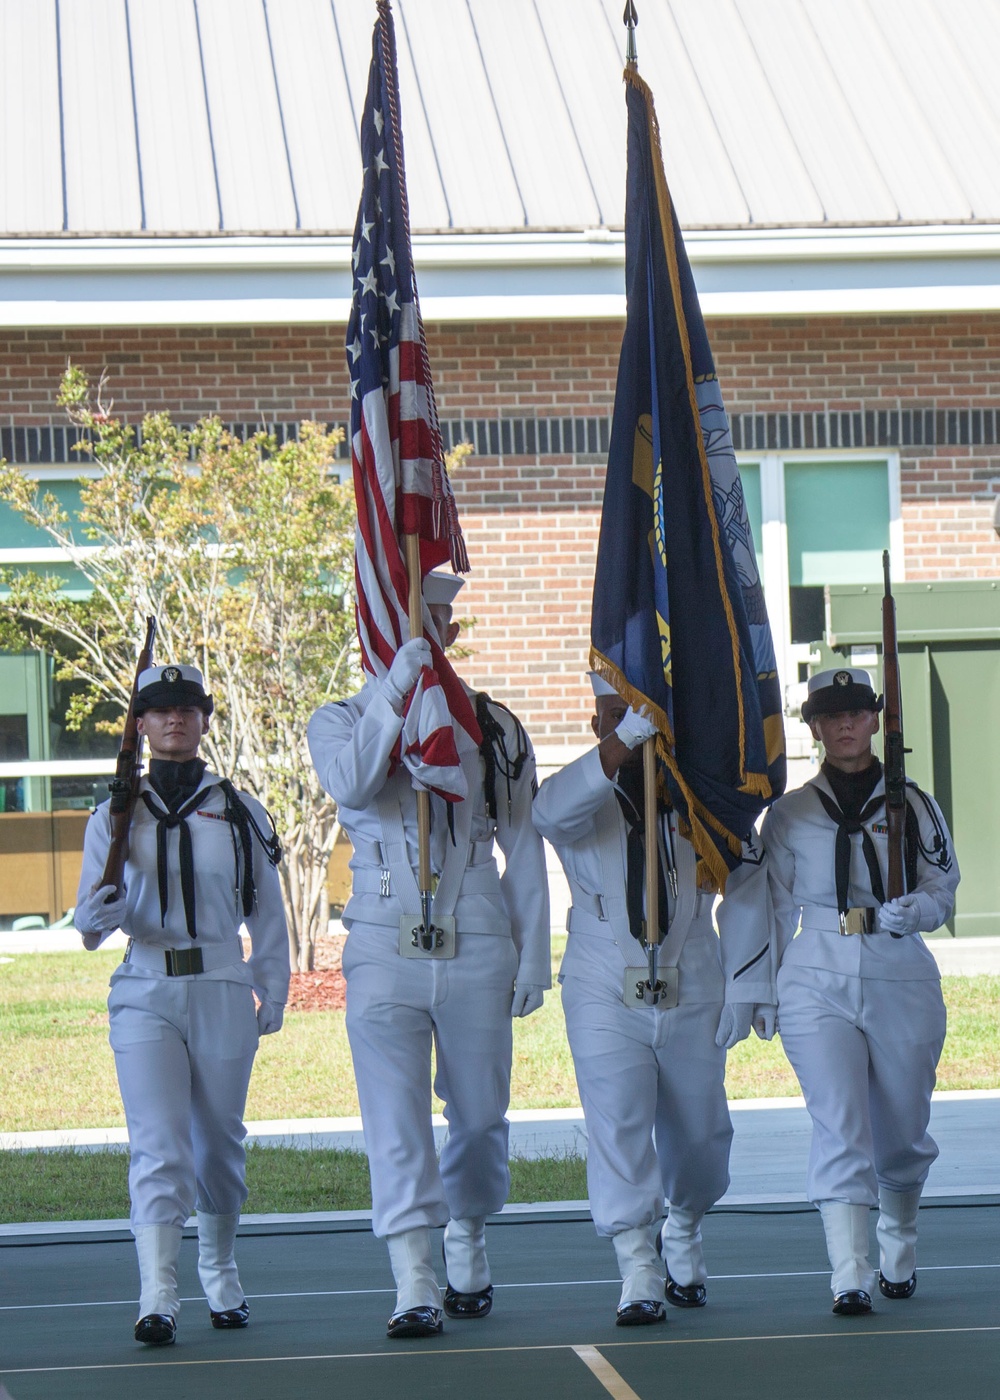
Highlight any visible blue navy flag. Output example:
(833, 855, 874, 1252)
(591, 68, 786, 891)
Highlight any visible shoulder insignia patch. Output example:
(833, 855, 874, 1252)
(741, 832, 765, 866)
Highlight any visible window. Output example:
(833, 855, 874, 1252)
(785, 459, 891, 645)
(1, 473, 112, 819)
(0, 713, 28, 812)
(736, 452, 901, 754)
(738, 460, 764, 582)
(0, 466, 98, 595)
(0, 477, 91, 551)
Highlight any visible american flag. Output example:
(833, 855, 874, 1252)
(346, 1, 479, 799)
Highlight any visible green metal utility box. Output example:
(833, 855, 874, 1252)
(814, 579, 1000, 939)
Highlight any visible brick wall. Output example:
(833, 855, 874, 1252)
(435, 314, 1000, 734)
(2, 313, 999, 738)
(710, 314, 1000, 579)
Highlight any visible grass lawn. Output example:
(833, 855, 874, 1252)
(0, 1148, 591, 1226)
(0, 1145, 590, 1224)
(1, 944, 997, 1134)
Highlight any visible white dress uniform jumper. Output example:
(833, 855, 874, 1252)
(532, 746, 775, 1321)
(762, 759, 959, 1311)
(76, 758, 288, 1342)
(308, 680, 550, 1335)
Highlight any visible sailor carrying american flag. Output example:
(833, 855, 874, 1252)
(343, 0, 475, 807)
(307, 0, 550, 1344)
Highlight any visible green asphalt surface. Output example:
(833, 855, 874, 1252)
(1, 1201, 997, 1399)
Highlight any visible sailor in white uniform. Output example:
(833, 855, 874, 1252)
(75, 664, 288, 1347)
(532, 676, 775, 1326)
(761, 667, 959, 1316)
(307, 572, 550, 1339)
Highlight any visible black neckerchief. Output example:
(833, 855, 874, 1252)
(148, 757, 207, 812)
(814, 758, 886, 914)
(613, 761, 669, 945)
(821, 757, 883, 821)
(142, 761, 214, 938)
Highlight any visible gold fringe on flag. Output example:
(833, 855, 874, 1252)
(590, 646, 744, 893)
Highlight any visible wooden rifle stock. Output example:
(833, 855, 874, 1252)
(881, 552, 906, 901)
(100, 617, 157, 895)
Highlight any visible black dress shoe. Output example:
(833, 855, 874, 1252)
(134, 1313, 176, 1346)
(832, 1290, 873, 1315)
(665, 1271, 708, 1309)
(615, 1300, 667, 1327)
(444, 1283, 493, 1319)
(878, 1271, 916, 1300)
(386, 1307, 444, 1339)
(211, 1300, 250, 1329)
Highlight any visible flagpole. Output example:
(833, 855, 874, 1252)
(626, 0, 659, 1001)
(642, 736, 661, 998)
(404, 532, 435, 939)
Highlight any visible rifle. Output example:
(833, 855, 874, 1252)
(881, 552, 907, 919)
(100, 617, 157, 895)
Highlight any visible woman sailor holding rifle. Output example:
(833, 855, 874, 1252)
(761, 649, 958, 1317)
(74, 661, 288, 1347)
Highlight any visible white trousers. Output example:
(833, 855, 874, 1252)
(561, 975, 732, 1236)
(108, 973, 259, 1226)
(776, 964, 946, 1206)
(344, 923, 518, 1238)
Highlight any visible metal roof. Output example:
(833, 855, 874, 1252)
(3, 0, 1000, 237)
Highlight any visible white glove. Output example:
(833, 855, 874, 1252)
(380, 638, 432, 713)
(74, 884, 128, 937)
(752, 1004, 777, 1040)
(510, 983, 545, 1018)
(878, 894, 922, 936)
(715, 1002, 753, 1050)
(614, 705, 659, 750)
(257, 1000, 285, 1035)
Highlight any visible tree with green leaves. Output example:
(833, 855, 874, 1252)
(0, 366, 359, 971)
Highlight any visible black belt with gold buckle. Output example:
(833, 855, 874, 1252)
(164, 947, 205, 976)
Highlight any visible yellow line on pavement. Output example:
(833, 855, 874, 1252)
(573, 1345, 644, 1400)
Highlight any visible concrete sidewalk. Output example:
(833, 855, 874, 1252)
(4, 1090, 998, 1207)
(3, 925, 1000, 973)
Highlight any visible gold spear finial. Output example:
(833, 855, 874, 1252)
(623, 1, 638, 67)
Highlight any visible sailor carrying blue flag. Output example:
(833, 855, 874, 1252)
(534, 4, 783, 1329)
